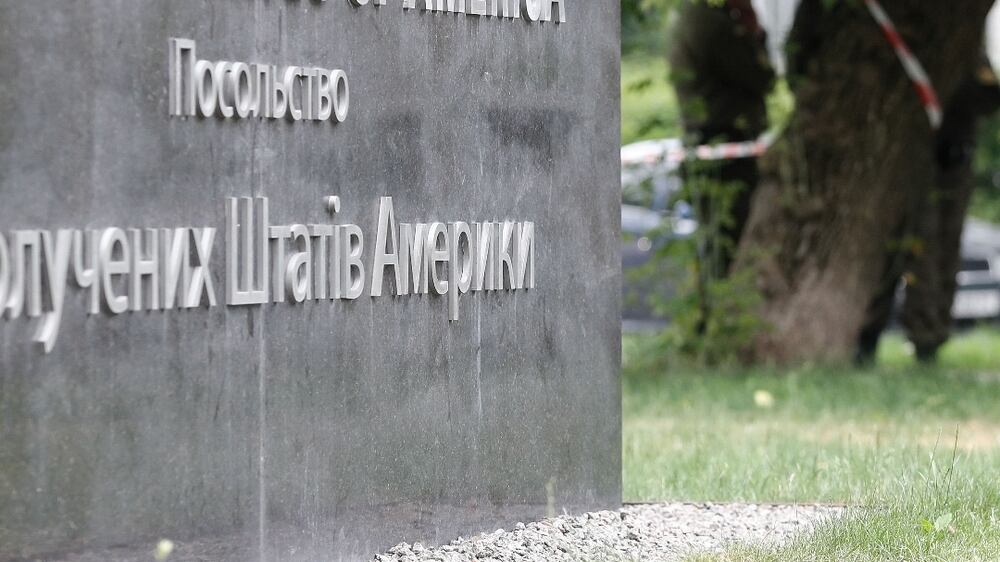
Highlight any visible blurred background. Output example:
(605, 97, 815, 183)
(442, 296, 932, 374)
(619, 2, 1000, 558)
(621, 0, 1000, 366)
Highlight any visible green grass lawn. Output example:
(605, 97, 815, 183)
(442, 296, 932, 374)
(623, 328, 1000, 561)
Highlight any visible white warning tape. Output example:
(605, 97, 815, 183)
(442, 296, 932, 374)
(621, 130, 778, 168)
(622, 0, 942, 180)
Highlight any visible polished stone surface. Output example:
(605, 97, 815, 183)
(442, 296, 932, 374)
(0, 1, 621, 560)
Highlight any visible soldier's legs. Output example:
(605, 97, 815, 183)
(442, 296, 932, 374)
(856, 194, 924, 365)
(935, 169, 975, 328)
(900, 191, 945, 361)
(856, 249, 907, 365)
(902, 168, 975, 360)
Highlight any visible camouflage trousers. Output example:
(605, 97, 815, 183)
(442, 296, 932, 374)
(858, 166, 974, 362)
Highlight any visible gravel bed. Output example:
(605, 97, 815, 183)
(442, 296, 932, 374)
(373, 502, 846, 562)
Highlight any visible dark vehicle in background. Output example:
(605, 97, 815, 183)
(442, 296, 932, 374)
(621, 204, 695, 328)
(620, 139, 692, 329)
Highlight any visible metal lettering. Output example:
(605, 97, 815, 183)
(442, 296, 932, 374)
(331, 225, 343, 299)
(447, 222, 473, 321)
(285, 225, 312, 303)
(490, 222, 502, 291)
(522, 0, 542, 21)
(341, 224, 365, 300)
(169, 38, 197, 116)
(228, 62, 254, 118)
(496, 221, 516, 290)
(545, 0, 566, 23)
(272, 67, 289, 120)
(34, 230, 73, 353)
(317, 70, 334, 122)
(403, 0, 436, 9)
(194, 60, 218, 118)
(331, 70, 349, 123)
(309, 225, 335, 300)
(5, 231, 43, 320)
(283, 66, 303, 121)
(0, 233, 8, 317)
(99, 228, 130, 315)
(486, 0, 519, 19)
(514, 221, 535, 289)
(0, 197, 537, 351)
(472, 222, 495, 291)
(468, 0, 487, 15)
(168, 40, 351, 122)
(398, 223, 429, 295)
(186, 228, 217, 308)
(370, 197, 401, 298)
(427, 222, 449, 296)
(269, 225, 292, 303)
(129, 228, 160, 311)
(72, 230, 100, 314)
(302, 67, 316, 121)
(505, 0, 520, 18)
(226, 197, 269, 306)
(215, 61, 235, 118)
(254, 64, 273, 118)
(160, 228, 190, 310)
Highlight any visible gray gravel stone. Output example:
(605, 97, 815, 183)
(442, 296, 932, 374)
(372, 502, 845, 562)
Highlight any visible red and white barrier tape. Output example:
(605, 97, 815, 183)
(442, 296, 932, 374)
(624, 0, 941, 175)
(864, 0, 943, 129)
(689, 134, 773, 162)
(621, 131, 778, 168)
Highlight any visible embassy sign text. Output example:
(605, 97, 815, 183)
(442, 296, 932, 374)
(168, 1, 567, 122)
(0, 198, 535, 353)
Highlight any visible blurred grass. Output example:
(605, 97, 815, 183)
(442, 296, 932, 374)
(623, 328, 1000, 504)
(625, 328, 1000, 560)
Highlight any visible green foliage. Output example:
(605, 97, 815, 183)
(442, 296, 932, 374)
(651, 261, 765, 368)
(621, 53, 683, 144)
(620, 0, 673, 55)
(622, 162, 768, 367)
(971, 113, 1000, 223)
(766, 78, 795, 132)
(645, 159, 767, 367)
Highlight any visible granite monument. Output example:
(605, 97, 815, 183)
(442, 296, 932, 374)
(0, 1, 621, 559)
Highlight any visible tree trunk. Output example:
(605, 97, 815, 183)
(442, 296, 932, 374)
(736, 0, 995, 362)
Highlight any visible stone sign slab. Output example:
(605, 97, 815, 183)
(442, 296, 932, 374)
(0, 1, 621, 560)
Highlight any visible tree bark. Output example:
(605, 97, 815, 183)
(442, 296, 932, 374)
(736, 0, 995, 362)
